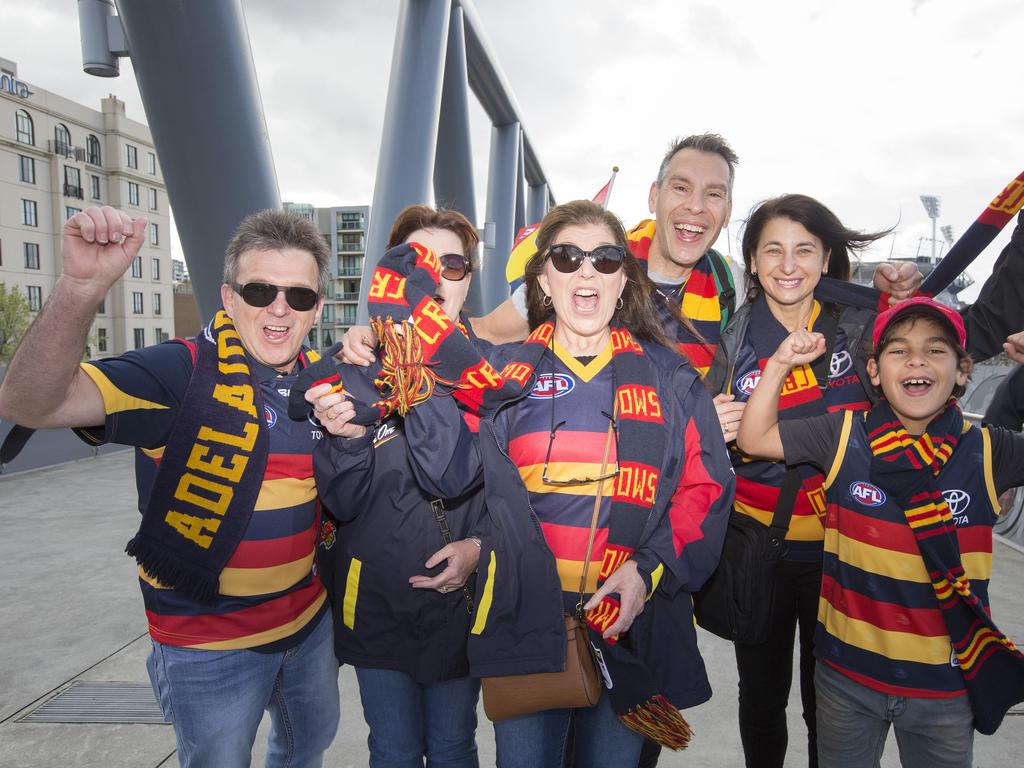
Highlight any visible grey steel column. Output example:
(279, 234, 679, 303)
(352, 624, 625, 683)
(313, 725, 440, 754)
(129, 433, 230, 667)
(358, 0, 452, 322)
(112, 0, 279, 320)
(513, 129, 526, 234)
(527, 183, 549, 225)
(481, 122, 520, 313)
(433, 5, 481, 315)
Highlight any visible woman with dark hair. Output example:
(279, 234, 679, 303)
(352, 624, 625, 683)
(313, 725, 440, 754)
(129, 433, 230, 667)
(308, 205, 486, 767)
(443, 200, 735, 766)
(706, 194, 888, 768)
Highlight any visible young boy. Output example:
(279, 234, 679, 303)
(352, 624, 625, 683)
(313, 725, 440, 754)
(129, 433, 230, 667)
(737, 296, 1024, 768)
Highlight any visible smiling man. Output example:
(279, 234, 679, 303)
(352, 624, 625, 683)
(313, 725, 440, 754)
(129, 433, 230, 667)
(0, 206, 341, 768)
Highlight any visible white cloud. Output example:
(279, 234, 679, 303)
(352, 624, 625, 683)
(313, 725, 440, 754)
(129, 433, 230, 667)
(2, 0, 1019, 301)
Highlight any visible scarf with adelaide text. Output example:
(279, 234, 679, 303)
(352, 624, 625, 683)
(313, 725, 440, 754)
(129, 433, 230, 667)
(292, 242, 692, 748)
(626, 219, 724, 375)
(125, 311, 270, 605)
(866, 399, 1024, 734)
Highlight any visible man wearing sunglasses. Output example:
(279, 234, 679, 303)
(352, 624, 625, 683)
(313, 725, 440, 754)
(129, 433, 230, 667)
(0, 205, 340, 767)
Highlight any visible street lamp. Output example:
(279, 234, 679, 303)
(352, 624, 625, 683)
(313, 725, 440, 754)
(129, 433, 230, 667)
(920, 195, 941, 262)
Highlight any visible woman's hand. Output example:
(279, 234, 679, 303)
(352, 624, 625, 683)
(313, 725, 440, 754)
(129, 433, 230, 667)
(583, 560, 646, 639)
(410, 538, 481, 594)
(713, 393, 746, 443)
(873, 262, 923, 303)
(305, 382, 366, 438)
(771, 329, 826, 369)
(338, 325, 378, 366)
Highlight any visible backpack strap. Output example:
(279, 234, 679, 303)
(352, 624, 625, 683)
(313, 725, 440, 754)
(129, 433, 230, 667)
(707, 249, 737, 326)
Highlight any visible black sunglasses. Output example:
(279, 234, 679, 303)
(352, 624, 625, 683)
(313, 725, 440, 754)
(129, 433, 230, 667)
(230, 282, 320, 311)
(546, 243, 625, 275)
(439, 253, 471, 281)
(542, 411, 620, 486)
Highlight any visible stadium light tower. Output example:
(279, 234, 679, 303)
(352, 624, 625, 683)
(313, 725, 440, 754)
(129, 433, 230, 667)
(920, 195, 941, 262)
(940, 224, 954, 246)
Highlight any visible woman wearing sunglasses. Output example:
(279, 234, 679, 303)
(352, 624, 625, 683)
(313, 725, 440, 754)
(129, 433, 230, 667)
(308, 205, 487, 767)
(441, 200, 734, 766)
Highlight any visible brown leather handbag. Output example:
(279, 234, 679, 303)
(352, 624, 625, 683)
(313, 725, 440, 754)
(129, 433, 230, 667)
(480, 414, 616, 722)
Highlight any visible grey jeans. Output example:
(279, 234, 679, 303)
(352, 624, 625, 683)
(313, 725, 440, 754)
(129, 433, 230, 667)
(814, 662, 973, 768)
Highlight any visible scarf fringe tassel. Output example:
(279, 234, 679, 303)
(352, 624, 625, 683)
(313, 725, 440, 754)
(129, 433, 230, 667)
(370, 316, 463, 415)
(619, 694, 693, 751)
(126, 534, 220, 605)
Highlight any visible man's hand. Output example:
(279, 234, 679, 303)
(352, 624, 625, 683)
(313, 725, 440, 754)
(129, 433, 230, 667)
(1004, 330, 1024, 364)
(305, 382, 366, 438)
(62, 206, 147, 299)
(338, 326, 378, 366)
(583, 560, 646, 639)
(410, 539, 481, 593)
(872, 262, 923, 305)
(772, 329, 826, 369)
(713, 393, 746, 443)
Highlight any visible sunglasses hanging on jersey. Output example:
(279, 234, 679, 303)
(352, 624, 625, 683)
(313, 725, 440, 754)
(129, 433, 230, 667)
(545, 243, 625, 275)
(230, 282, 320, 311)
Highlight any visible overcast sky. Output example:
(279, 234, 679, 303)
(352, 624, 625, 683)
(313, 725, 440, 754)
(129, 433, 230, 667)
(4, 0, 1022, 301)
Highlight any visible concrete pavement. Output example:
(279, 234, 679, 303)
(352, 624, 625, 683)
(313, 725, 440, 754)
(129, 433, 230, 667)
(1, 450, 1021, 766)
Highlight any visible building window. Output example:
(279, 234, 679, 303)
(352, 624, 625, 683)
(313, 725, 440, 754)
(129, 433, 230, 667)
(90, 174, 101, 200)
(132, 292, 143, 314)
(148, 187, 158, 211)
(155, 327, 167, 344)
(147, 152, 156, 175)
(341, 233, 364, 251)
(21, 199, 38, 227)
(131, 256, 142, 278)
(16, 109, 34, 145)
(149, 223, 159, 246)
(19, 155, 35, 184)
(54, 123, 72, 157)
(97, 327, 107, 352)
(133, 328, 145, 349)
(126, 144, 138, 169)
(24, 242, 40, 269)
(98, 295, 106, 314)
(65, 206, 81, 221)
(340, 212, 362, 230)
(86, 134, 101, 165)
(128, 181, 139, 206)
(27, 286, 42, 312)
(152, 258, 160, 281)
(154, 293, 162, 315)
(64, 165, 83, 199)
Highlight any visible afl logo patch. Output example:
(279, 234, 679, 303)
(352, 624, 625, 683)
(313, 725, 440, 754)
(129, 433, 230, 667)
(850, 481, 886, 507)
(736, 369, 761, 396)
(264, 405, 277, 428)
(529, 373, 575, 399)
(830, 350, 853, 378)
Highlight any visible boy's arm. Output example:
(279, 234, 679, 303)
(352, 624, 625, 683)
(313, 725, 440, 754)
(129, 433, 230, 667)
(737, 329, 825, 461)
(468, 294, 529, 345)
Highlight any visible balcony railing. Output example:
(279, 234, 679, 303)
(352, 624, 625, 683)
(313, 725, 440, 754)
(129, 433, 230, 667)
(338, 268, 363, 277)
(63, 183, 84, 200)
(339, 292, 360, 301)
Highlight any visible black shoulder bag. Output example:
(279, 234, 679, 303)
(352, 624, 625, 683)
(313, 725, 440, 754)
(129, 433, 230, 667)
(694, 308, 839, 644)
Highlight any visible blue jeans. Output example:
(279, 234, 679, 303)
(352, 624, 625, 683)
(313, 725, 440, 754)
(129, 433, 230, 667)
(493, 690, 642, 768)
(814, 662, 973, 768)
(354, 667, 479, 767)
(146, 611, 340, 768)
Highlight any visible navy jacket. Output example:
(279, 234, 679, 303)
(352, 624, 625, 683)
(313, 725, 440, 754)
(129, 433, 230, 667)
(462, 340, 735, 709)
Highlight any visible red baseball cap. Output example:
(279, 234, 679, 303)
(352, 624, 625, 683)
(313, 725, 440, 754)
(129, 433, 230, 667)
(872, 296, 966, 350)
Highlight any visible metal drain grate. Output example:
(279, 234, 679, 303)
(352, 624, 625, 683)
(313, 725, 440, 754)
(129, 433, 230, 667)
(19, 681, 170, 724)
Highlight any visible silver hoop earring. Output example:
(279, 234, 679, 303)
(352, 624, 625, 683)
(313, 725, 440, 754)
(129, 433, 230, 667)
(542, 294, 552, 307)
(615, 297, 624, 310)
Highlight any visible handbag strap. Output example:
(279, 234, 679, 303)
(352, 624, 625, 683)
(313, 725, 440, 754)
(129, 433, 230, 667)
(769, 305, 839, 541)
(430, 498, 475, 615)
(576, 404, 618, 617)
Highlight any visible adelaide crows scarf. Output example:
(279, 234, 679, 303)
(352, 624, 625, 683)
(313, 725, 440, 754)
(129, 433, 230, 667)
(626, 219, 728, 375)
(125, 311, 269, 605)
(866, 399, 1024, 734)
(293, 242, 692, 748)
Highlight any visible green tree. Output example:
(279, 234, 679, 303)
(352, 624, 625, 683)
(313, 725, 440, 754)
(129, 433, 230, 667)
(0, 283, 31, 365)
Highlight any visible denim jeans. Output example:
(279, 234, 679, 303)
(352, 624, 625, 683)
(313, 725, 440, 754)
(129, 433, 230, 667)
(146, 611, 340, 768)
(814, 662, 974, 768)
(354, 667, 480, 767)
(493, 690, 642, 768)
